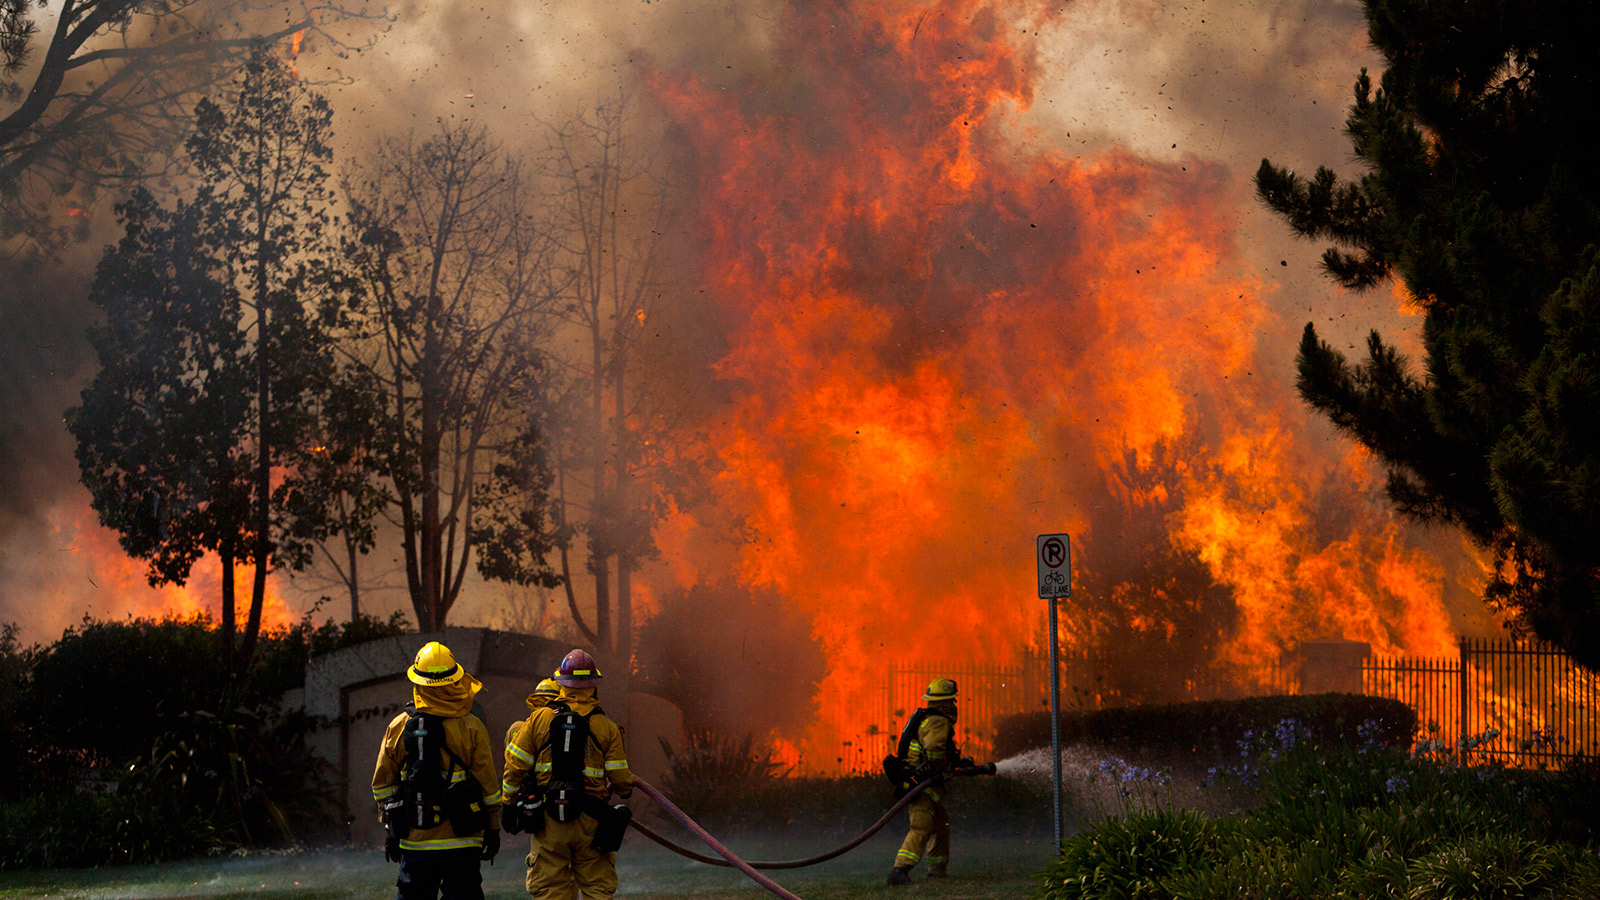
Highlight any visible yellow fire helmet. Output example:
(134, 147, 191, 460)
(532, 678, 561, 700)
(408, 641, 466, 686)
(924, 677, 959, 702)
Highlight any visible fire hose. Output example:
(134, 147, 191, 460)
(629, 776, 806, 900)
(626, 764, 998, 899)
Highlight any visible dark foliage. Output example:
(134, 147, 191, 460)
(0, 611, 407, 865)
(1257, 0, 1600, 666)
(993, 693, 1416, 763)
(0, 791, 221, 869)
(67, 47, 353, 673)
(1042, 730, 1600, 899)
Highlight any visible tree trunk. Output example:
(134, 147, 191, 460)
(345, 522, 361, 623)
(420, 288, 444, 632)
(220, 534, 236, 675)
(590, 305, 611, 650)
(242, 153, 271, 672)
(613, 352, 631, 663)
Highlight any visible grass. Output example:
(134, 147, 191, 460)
(0, 833, 1050, 900)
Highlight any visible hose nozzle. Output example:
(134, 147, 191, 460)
(955, 762, 998, 776)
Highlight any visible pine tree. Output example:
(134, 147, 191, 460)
(1256, 0, 1600, 666)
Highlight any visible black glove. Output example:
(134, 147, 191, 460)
(481, 828, 500, 863)
(958, 756, 976, 769)
(384, 833, 402, 863)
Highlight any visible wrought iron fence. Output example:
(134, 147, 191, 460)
(1362, 638, 1600, 768)
(865, 639, 1598, 775)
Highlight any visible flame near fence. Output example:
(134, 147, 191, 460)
(1363, 638, 1600, 768)
(836, 639, 1600, 777)
(796, 661, 1049, 777)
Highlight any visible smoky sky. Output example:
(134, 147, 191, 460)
(0, 0, 1495, 651)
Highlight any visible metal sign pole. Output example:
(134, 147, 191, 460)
(1049, 595, 1063, 851)
(1036, 532, 1070, 853)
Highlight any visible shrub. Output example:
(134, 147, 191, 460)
(0, 611, 407, 865)
(1039, 713, 1600, 900)
(1159, 839, 1343, 900)
(1405, 835, 1568, 900)
(658, 729, 799, 830)
(1551, 851, 1600, 900)
(1042, 809, 1222, 900)
(995, 694, 1415, 764)
(0, 791, 222, 869)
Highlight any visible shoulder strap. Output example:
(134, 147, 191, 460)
(533, 705, 605, 756)
(405, 710, 474, 779)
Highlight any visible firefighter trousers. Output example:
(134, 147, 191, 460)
(893, 792, 950, 874)
(525, 814, 617, 900)
(396, 847, 483, 900)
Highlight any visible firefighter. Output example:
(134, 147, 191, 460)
(886, 677, 971, 886)
(502, 649, 634, 900)
(505, 678, 562, 749)
(372, 642, 503, 900)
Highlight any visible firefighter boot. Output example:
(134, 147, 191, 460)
(886, 866, 911, 886)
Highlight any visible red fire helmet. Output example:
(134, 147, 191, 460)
(554, 648, 603, 687)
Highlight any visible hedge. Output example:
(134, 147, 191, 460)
(994, 693, 1416, 762)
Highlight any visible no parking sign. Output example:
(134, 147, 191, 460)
(1036, 533, 1071, 598)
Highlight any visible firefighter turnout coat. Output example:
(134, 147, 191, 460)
(893, 702, 958, 875)
(372, 683, 504, 851)
(501, 686, 632, 804)
(502, 686, 633, 900)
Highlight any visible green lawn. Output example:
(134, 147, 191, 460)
(0, 833, 1051, 900)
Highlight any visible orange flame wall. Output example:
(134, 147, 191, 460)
(645, 0, 1456, 766)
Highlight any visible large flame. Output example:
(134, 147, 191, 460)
(43, 501, 295, 636)
(641, 0, 1460, 769)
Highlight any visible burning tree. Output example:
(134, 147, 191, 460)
(68, 46, 346, 673)
(1257, 0, 1600, 667)
(341, 121, 564, 632)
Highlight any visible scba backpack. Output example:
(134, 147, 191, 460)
(394, 710, 488, 836)
(544, 707, 594, 824)
(882, 707, 934, 798)
(541, 706, 631, 851)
